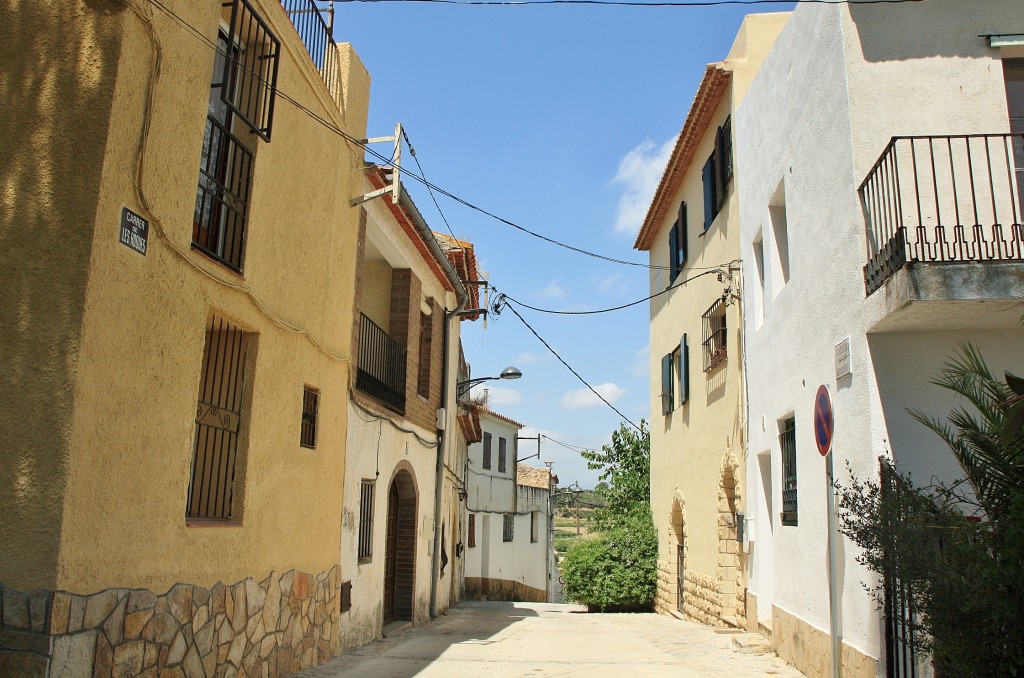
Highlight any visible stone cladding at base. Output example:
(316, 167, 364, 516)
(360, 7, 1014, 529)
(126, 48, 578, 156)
(0, 566, 340, 678)
(771, 605, 878, 678)
(464, 578, 546, 603)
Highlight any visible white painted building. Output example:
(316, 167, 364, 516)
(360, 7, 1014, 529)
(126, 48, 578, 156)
(340, 170, 481, 649)
(464, 409, 554, 601)
(735, 2, 1024, 676)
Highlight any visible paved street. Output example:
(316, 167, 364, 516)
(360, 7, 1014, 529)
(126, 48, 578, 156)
(299, 602, 806, 678)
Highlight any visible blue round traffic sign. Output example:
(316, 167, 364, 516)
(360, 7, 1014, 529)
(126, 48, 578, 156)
(814, 385, 834, 457)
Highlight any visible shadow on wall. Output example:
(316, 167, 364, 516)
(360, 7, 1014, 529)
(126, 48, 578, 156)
(0, 0, 127, 591)
(848, 0, 1001, 62)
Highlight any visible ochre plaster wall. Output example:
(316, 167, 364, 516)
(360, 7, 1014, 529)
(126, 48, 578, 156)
(0, 0, 128, 593)
(1, 0, 370, 597)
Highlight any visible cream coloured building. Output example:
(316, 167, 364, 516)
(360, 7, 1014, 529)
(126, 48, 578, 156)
(633, 13, 789, 629)
(340, 172, 481, 649)
(1, 0, 369, 675)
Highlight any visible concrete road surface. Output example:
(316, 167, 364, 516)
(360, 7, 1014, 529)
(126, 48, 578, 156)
(298, 601, 806, 678)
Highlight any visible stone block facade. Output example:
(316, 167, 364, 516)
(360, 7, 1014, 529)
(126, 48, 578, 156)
(0, 566, 340, 677)
(771, 605, 877, 678)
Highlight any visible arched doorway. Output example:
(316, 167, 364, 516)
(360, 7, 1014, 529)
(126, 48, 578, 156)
(383, 468, 417, 623)
(669, 489, 686, 615)
(717, 453, 742, 625)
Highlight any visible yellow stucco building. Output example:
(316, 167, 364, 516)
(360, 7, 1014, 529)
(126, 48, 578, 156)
(633, 12, 789, 630)
(1, 0, 370, 674)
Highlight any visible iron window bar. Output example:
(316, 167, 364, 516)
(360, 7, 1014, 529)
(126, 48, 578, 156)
(701, 297, 728, 372)
(222, 0, 280, 141)
(300, 386, 319, 448)
(859, 133, 1024, 295)
(358, 480, 375, 560)
(780, 417, 797, 526)
(193, 114, 255, 273)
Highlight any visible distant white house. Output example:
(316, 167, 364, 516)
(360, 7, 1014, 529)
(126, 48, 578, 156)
(463, 408, 555, 601)
(735, 2, 1024, 676)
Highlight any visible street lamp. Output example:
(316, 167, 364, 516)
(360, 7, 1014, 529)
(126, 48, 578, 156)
(456, 366, 522, 398)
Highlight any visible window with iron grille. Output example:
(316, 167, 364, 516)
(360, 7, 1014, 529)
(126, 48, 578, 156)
(468, 514, 476, 548)
(193, 1, 279, 273)
(188, 315, 251, 521)
(358, 480, 374, 560)
(300, 386, 319, 448)
(780, 417, 798, 526)
(482, 432, 492, 470)
(702, 298, 728, 371)
(417, 311, 432, 399)
(498, 437, 507, 473)
(530, 511, 539, 543)
(502, 513, 514, 542)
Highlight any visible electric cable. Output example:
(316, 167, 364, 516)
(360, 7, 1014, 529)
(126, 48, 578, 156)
(401, 126, 463, 248)
(494, 301, 643, 432)
(494, 266, 726, 315)
(143, 0, 670, 272)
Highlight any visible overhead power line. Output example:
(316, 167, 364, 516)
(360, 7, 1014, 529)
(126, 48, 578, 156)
(494, 301, 643, 432)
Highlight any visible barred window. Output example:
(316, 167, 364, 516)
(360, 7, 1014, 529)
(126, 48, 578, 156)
(193, 1, 279, 273)
(502, 514, 514, 542)
(702, 298, 727, 372)
(300, 386, 319, 448)
(358, 480, 374, 560)
(188, 316, 251, 521)
(780, 417, 798, 526)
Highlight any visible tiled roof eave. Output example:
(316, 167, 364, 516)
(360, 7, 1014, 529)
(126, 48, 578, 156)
(633, 64, 731, 252)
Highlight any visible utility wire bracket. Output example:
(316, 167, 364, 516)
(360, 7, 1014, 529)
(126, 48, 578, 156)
(351, 122, 403, 206)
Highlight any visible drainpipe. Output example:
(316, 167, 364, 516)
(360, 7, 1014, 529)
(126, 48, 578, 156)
(396, 189, 469, 619)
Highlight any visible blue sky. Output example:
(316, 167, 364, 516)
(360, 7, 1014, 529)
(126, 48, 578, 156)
(333, 1, 794, 487)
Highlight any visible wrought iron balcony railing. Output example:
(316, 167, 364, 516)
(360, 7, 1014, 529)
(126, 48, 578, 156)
(279, 0, 337, 94)
(356, 312, 407, 413)
(859, 134, 1024, 294)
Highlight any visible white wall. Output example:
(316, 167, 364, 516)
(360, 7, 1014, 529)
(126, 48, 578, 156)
(736, 0, 1023, 665)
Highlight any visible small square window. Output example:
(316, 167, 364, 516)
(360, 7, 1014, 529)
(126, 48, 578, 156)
(300, 387, 319, 448)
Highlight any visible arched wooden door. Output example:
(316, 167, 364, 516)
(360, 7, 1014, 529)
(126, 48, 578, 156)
(383, 469, 417, 623)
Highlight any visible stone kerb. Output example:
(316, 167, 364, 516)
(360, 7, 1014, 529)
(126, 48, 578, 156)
(0, 566, 341, 677)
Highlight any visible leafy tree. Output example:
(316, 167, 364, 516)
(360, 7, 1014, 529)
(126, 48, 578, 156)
(837, 343, 1024, 676)
(560, 512, 657, 611)
(561, 421, 657, 611)
(582, 420, 650, 531)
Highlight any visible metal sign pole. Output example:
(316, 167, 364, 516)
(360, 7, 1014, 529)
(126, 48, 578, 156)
(826, 450, 841, 678)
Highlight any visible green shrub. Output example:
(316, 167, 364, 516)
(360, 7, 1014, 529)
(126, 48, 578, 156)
(560, 512, 657, 611)
(553, 536, 576, 553)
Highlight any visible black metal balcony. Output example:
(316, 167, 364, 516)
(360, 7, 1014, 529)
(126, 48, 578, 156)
(279, 0, 337, 92)
(860, 134, 1024, 295)
(356, 312, 407, 413)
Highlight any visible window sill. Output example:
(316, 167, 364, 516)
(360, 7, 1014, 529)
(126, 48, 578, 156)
(186, 518, 244, 527)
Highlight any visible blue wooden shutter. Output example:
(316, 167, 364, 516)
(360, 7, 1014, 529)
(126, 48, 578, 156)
(668, 223, 680, 283)
(661, 353, 674, 414)
(679, 202, 688, 267)
(702, 155, 717, 230)
(679, 334, 689, 405)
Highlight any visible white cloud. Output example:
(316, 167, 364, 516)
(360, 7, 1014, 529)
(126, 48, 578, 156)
(560, 382, 627, 410)
(515, 352, 540, 365)
(478, 386, 522, 407)
(610, 136, 676, 238)
(591, 272, 627, 295)
(539, 279, 566, 299)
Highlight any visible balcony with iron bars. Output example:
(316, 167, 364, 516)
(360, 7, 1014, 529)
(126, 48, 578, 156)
(279, 0, 338, 98)
(859, 134, 1024, 330)
(356, 312, 407, 413)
